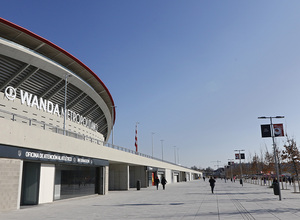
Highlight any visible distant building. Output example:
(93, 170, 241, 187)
(213, 167, 225, 178)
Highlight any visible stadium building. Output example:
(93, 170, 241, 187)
(0, 17, 201, 212)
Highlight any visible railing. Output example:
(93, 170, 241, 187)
(0, 108, 188, 168)
(0, 108, 102, 144)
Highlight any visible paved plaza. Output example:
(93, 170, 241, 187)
(1, 179, 300, 219)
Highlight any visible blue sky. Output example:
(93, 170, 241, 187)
(2, 1, 300, 169)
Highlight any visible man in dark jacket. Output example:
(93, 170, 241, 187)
(209, 177, 216, 194)
(155, 176, 160, 190)
(161, 176, 167, 190)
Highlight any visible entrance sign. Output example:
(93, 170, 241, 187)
(4, 86, 98, 131)
(0, 144, 109, 166)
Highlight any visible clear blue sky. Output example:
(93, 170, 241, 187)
(2, 0, 300, 169)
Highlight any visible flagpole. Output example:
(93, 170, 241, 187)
(135, 122, 139, 152)
(160, 139, 164, 161)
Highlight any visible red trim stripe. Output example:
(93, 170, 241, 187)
(0, 17, 115, 124)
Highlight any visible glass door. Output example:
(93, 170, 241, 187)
(21, 162, 41, 205)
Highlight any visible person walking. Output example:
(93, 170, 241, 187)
(155, 176, 160, 190)
(209, 177, 216, 194)
(161, 176, 167, 190)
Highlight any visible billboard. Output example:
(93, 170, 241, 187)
(261, 124, 271, 138)
(235, 153, 245, 160)
(260, 124, 284, 138)
(273, 124, 284, 137)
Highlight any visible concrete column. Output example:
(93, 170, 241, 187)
(105, 166, 109, 194)
(129, 166, 147, 188)
(165, 169, 172, 184)
(39, 163, 55, 204)
(96, 166, 107, 195)
(109, 164, 129, 190)
(173, 171, 179, 183)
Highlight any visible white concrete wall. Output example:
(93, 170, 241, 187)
(39, 164, 55, 204)
(165, 169, 172, 184)
(0, 92, 104, 141)
(0, 117, 201, 177)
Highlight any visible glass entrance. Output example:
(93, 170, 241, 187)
(54, 164, 96, 200)
(21, 162, 41, 205)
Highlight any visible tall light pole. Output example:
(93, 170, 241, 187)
(234, 149, 245, 186)
(228, 159, 234, 181)
(151, 132, 155, 157)
(177, 147, 179, 164)
(211, 160, 221, 168)
(63, 74, 71, 135)
(173, 146, 177, 164)
(258, 116, 284, 201)
(111, 106, 116, 145)
(160, 139, 164, 161)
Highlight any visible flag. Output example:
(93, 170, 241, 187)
(273, 124, 284, 137)
(261, 124, 271, 138)
(135, 124, 138, 152)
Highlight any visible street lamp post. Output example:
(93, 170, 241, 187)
(177, 147, 179, 164)
(234, 149, 245, 186)
(228, 159, 234, 181)
(258, 116, 284, 201)
(111, 106, 116, 145)
(160, 139, 164, 161)
(63, 74, 71, 136)
(211, 160, 221, 169)
(151, 132, 155, 158)
(173, 146, 177, 164)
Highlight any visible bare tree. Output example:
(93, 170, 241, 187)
(259, 147, 264, 173)
(264, 145, 274, 175)
(282, 137, 300, 191)
(275, 144, 284, 189)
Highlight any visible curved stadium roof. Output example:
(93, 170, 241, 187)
(0, 17, 115, 140)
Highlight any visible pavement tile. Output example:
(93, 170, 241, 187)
(1, 179, 300, 219)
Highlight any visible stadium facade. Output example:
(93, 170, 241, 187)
(0, 18, 201, 212)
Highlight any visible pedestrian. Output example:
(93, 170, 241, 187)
(288, 176, 291, 185)
(161, 176, 167, 190)
(209, 177, 216, 194)
(155, 176, 160, 190)
(203, 176, 205, 181)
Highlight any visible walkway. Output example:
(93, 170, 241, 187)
(1, 179, 300, 219)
